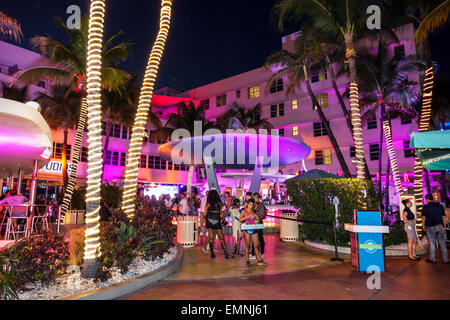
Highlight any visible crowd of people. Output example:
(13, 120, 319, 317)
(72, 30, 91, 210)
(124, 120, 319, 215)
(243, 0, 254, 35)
(149, 189, 268, 267)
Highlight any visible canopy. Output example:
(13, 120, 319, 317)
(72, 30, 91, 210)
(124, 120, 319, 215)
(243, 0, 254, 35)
(151, 95, 192, 108)
(0, 98, 53, 176)
(286, 169, 344, 181)
(410, 130, 450, 170)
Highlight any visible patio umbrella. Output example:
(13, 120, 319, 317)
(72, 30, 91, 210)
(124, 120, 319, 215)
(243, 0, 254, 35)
(286, 169, 344, 181)
(410, 130, 450, 170)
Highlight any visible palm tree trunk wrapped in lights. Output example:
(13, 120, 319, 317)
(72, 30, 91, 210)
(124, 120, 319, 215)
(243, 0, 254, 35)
(60, 98, 88, 221)
(83, 0, 107, 278)
(349, 82, 365, 180)
(414, 67, 434, 217)
(382, 119, 403, 194)
(121, 0, 173, 218)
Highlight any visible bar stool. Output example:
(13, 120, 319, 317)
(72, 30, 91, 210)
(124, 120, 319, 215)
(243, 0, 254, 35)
(4, 205, 29, 240)
(30, 205, 51, 235)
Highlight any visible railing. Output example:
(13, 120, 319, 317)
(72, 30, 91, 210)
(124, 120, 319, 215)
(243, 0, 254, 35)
(0, 204, 62, 239)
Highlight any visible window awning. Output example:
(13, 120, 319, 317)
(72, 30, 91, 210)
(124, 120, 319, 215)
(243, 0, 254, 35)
(410, 131, 450, 170)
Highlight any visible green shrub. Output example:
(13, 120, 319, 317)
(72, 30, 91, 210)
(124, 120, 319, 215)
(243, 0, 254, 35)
(384, 222, 407, 247)
(286, 178, 380, 247)
(101, 183, 122, 208)
(97, 199, 175, 280)
(0, 232, 70, 291)
(0, 256, 18, 300)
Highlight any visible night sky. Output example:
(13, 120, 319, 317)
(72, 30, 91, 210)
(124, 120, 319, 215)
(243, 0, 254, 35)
(1, 0, 449, 91)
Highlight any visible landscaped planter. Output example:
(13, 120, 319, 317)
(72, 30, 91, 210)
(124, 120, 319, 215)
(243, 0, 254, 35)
(17, 244, 183, 300)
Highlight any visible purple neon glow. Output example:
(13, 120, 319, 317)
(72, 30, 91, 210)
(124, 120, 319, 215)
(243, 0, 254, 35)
(158, 133, 311, 169)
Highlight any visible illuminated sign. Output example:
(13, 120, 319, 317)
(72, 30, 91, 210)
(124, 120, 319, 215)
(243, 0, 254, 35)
(39, 161, 73, 175)
(360, 240, 382, 254)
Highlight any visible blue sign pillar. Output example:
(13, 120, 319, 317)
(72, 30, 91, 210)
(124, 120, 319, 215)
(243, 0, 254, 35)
(345, 211, 390, 272)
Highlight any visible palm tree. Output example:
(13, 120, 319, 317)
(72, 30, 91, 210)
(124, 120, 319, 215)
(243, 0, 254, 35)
(121, 0, 174, 217)
(0, 11, 23, 42)
(274, 0, 386, 180)
(395, 0, 449, 214)
(356, 40, 424, 197)
(36, 86, 82, 192)
(217, 102, 274, 132)
(150, 101, 214, 197)
(1, 82, 29, 102)
(263, 38, 352, 178)
(14, 15, 132, 221)
(82, 0, 108, 278)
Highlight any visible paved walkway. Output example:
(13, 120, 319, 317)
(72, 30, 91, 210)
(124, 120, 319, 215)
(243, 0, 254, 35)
(122, 234, 450, 300)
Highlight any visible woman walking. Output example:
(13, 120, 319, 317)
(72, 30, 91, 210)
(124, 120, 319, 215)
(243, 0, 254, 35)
(203, 190, 233, 259)
(402, 199, 421, 261)
(231, 198, 243, 256)
(239, 199, 266, 267)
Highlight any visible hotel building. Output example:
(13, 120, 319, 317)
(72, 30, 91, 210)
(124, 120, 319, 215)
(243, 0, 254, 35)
(0, 23, 444, 198)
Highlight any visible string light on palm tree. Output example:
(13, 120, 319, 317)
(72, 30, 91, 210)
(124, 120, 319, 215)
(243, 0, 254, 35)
(122, 0, 173, 218)
(414, 66, 434, 219)
(382, 119, 403, 194)
(60, 98, 88, 221)
(349, 82, 365, 180)
(83, 0, 106, 277)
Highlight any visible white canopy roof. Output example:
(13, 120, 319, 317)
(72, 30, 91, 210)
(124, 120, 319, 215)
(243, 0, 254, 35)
(0, 98, 53, 177)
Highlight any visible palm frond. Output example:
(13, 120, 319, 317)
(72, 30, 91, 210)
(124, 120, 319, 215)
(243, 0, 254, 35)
(415, 0, 450, 42)
(0, 11, 23, 42)
(14, 67, 73, 86)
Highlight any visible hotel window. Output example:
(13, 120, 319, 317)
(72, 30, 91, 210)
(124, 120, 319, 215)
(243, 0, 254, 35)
(160, 158, 167, 170)
(139, 155, 147, 168)
(404, 140, 415, 158)
(112, 151, 119, 166)
(155, 157, 162, 170)
(174, 163, 180, 171)
(121, 126, 130, 140)
(278, 128, 285, 137)
(350, 147, 356, 158)
(370, 144, 380, 161)
(292, 126, 299, 136)
(315, 149, 332, 165)
(104, 151, 112, 165)
(401, 116, 412, 125)
(313, 93, 329, 109)
(394, 45, 405, 60)
(148, 156, 155, 169)
(53, 143, 71, 160)
(270, 103, 285, 118)
(216, 94, 227, 107)
(236, 90, 241, 99)
(248, 86, 260, 99)
(313, 122, 328, 137)
(167, 161, 173, 170)
(292, 99, 298, 110)
(199, 99, 210, 111)
(109, 124, 121, 138)
(367, 119, 377, 130)
(80, 147, 88, 162)
(270, 79, 283, 93)
(311, 69, 328, 83)
(120, 153, 126, 167)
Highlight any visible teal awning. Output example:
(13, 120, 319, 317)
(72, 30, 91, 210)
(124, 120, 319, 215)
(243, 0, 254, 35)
(410, 131, 450, 170)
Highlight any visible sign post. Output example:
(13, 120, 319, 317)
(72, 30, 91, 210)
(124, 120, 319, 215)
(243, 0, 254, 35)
(345, 211, 390, 272)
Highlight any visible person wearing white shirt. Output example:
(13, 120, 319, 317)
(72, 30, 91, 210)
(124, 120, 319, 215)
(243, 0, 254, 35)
(178, 193, 189, 215)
